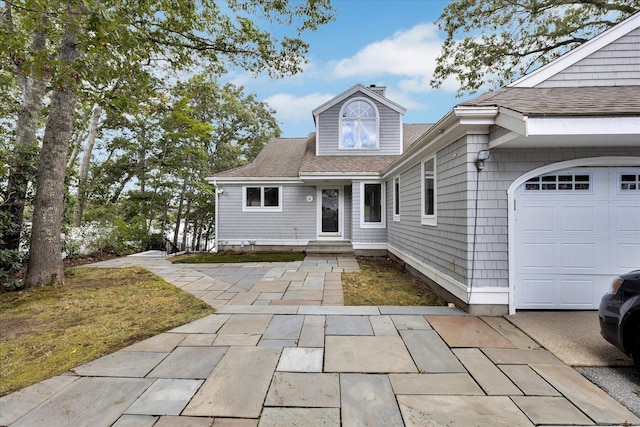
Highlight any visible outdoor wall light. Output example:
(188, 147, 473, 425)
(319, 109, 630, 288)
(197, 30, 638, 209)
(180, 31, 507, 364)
(216, 188, 224, 194)
(476, 149, 491, 171)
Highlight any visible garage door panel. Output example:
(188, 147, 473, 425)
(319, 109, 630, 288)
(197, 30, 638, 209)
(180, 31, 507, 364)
(560, 243, 596, 271)
(516, 278, 555, 308)
(520, 205, 555, 232)
(557, 279, 594, 307)
(560, 206, 595, 232)
(616, 243, 640, 270)
(613, 205, 640, 232)
(518, 243, 556, 270)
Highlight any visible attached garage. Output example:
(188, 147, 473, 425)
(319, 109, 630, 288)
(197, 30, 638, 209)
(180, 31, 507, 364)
(514, 167, 640, 309)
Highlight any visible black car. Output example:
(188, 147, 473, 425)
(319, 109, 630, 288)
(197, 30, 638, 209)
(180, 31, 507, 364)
(599, 270, 640, 369)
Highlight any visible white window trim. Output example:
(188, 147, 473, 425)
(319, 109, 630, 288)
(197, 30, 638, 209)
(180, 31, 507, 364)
(421, 156, 437, 226)
(242, 186, 283, 212)
(393, 176, 401, 222)
(360, 181, 386, 229)
(339, 97, 380, 151)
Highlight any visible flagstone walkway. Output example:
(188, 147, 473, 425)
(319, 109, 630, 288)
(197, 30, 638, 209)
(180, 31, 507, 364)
(1, 251, 638, 426)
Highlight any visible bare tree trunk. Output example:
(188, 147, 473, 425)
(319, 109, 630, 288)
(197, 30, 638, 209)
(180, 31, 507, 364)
(67, 127, 88, 169)
(181, 200, 191, 251)
(25, 5, 83, 288)
(190, 216, 199, 251)
(1, 25, 48, 250)
(73, 104, 103, 227)
(173, 180, 188, 250)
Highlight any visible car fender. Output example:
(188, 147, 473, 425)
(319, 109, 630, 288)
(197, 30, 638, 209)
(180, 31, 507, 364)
(620, 296, 640, 354)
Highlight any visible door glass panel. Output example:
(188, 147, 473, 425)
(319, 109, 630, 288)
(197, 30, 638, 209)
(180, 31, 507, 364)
(322, 189, 339, 233)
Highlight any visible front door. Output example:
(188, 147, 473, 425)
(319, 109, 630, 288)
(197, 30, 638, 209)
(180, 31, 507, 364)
(318, 186, 343, 239)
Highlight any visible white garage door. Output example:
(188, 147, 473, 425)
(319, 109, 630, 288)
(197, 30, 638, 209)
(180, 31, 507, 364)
(514, 168, 640, 309)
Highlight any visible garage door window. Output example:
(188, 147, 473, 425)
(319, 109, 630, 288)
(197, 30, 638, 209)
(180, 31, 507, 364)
(524, 174, 590, 191)
(620, 174, 640, 191)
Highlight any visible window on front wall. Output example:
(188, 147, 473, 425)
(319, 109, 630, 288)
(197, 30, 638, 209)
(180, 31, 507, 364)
(361, 182, 385, 228)
(243, 186, 282, 212)
(340, 99, 378, 149)
(393, 176, 400, 221)
(421, 156, 436, 226)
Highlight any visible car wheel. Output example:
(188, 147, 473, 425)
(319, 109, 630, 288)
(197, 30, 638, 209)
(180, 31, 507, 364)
(633, 329, 640, 372)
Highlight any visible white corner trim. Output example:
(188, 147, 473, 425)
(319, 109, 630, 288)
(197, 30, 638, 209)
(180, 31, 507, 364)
(387, 244, 469, 302)
(467, 287, 510, 305)
(506, 156, 640, 315)
(509, 12, 640, 88)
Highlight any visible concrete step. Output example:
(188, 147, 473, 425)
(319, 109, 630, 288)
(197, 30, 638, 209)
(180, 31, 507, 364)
(305, 240, 354, 255)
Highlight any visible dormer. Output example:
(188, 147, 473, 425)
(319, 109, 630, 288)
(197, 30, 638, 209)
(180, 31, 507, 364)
(312, 84, 407, 156)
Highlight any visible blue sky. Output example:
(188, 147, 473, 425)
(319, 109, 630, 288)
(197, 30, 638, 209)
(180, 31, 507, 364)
(224, 0, 466, 137)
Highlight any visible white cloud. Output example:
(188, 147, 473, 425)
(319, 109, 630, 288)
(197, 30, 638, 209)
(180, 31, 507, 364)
(264, 92, 335, 122)
(331, 23, 445, 92)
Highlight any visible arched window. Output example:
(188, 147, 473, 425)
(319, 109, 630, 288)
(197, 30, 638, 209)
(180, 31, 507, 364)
(340, 99, 378, 149)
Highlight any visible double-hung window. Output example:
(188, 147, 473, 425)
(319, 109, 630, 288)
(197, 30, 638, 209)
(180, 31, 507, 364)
(421, 156, 436, 225)
(243, 186, 282, 212)
(360, 182, 385, 228)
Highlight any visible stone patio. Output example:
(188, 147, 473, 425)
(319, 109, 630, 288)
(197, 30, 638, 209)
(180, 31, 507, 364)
(1, 252, 639, 426)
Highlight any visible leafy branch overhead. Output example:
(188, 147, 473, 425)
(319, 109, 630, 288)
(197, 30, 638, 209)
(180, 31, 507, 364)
(432, 0, 640, 94)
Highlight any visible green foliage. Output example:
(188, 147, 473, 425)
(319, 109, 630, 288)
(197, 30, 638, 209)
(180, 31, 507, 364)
(0, 211, 24, 292)
(432, 0, 640, 94)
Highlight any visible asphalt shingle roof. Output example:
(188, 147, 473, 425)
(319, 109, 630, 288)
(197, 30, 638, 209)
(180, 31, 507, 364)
(459, 86, 640, 116)
(212, 124, 432, 178)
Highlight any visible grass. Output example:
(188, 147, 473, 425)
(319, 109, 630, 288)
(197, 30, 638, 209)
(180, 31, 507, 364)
(172, 251, 306, 264)
(343, 257, 446, 306)
(0, 267, 215, 396)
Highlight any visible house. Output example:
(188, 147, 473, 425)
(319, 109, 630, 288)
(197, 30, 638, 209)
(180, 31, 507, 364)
(209, 12, 640, 315)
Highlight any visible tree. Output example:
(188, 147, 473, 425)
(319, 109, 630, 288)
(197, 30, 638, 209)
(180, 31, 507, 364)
(432, 0, 640, 94)
(8, 0, 334, 288)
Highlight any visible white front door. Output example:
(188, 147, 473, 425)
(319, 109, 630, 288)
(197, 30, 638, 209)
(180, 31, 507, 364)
(514, 168, 640, 309)
(317, 186, 344, 239)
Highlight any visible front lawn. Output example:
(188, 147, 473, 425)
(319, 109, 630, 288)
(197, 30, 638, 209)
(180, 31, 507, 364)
(172, 251, 306, 263)
(0, 267, 215, 396)
(343, 257, 446, 306)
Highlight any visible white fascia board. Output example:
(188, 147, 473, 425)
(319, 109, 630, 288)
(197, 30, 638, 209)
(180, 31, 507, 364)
(495, 107, 527, 135)
(312, 83, 407, 117)
(509, 12, 640, 88)
(527, 116, 640, 136)
(210, 177, 303, 185)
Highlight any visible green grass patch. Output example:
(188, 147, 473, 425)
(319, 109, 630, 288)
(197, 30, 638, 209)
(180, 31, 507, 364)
(0, 267, 215, 396)
(343, 257, 446, 306)
(172, 251, 306, 264)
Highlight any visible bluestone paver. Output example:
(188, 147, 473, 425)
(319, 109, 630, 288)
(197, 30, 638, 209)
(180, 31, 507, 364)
(498, 364, 561, 396)
(178, 333, 217, 346)
(400, 329, 465, 373)
(325, 336, 417, 373)
(111, 415, 158, 427)
(453, 348, 522, 396)
(168, 314, 230, 334)
(427, 316, 516, 349)
(262, 315, 304, 340)
(153, 415, 213, 427)
(325, 315, 373, 335)
(531, 363, 640, 425)
(389, 373, 484, 395)
(480, 316, 540, 349)
(124, 379, 203, 415)
(341, 374, 404, 427)
(258, 339, 298, 347)
(121, 333, 186, 352)
(298, 315, 325, 347)
(391, 314, 431, 330)
(216, 314, 272, 335)
(276, 347, 323, 372)
(397, 395, 535, 427)
(72, 351, 168, 378)
(511, 396, 594, 426)
(265, 372, 340, 407)
(258, 408, 340, 427)
(213, 333, 261, 346)
(0, 375, 79, 426)
(183, 346, 281, 418)
(148, 346, 228, 379)
(369, 315, 399, 336)
(482, 348, 564, 365)
(298, 306, 379, 315)
(213, 419, 258, 427)
(10, 377, 153, 427)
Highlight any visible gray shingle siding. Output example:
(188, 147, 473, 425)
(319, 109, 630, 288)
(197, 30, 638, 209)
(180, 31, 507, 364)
(316, 92, 402, 156)
(217, 185, 316, 244)
(537, 28, 640, 87)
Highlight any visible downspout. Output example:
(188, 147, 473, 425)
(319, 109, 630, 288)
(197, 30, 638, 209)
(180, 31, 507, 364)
(213, 180, 219, 253)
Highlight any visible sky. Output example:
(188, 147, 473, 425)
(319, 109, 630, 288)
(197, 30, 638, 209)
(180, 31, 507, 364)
(223, 0, 466, 138)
